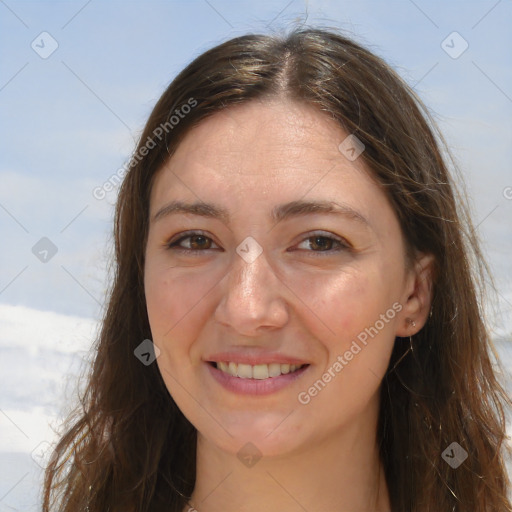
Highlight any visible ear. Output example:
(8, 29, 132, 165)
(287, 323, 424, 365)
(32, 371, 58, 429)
(395, 252, 435, 337)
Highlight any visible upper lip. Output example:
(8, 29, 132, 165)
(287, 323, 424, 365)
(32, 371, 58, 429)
(205, 352, 310, 366)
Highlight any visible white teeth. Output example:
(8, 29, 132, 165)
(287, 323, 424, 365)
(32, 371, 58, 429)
(218, 361, 229, 373)
(252, 364, 269, 380)
(268, 363, 281, 377)
(228, 362, 238, 377)
(215, 361, 305, 379)
(237, 363, 253, 379)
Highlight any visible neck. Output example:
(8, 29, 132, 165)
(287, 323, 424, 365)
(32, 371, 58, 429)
(186, 405, 390, 512)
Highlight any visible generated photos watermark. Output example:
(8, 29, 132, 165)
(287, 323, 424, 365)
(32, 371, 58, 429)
(134, 339, 161, 366)
(92, 97, 197, 200)
(297, 301, 403, 405)
(441, 441, 468, 469)
(338, 133, 365, 161)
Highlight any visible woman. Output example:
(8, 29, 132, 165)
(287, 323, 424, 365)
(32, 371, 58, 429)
(43, 27, 512, 512)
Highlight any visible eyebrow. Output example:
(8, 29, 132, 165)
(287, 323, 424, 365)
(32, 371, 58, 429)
(152, 199, 371, 228)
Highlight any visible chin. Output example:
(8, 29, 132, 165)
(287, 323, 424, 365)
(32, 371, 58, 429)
(198, 414, 309, 460)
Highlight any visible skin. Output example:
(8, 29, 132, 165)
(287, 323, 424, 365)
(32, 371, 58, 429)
(144, 98, 434, 512)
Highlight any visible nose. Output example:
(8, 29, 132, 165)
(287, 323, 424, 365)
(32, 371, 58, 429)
(214, 249, 289, 336)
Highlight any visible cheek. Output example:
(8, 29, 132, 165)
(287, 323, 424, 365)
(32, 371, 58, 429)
(144, 262, 219, 341)
(299, 267, 399, 407)
(289, 266, 389, 345)
(144, 264, 217, 398)
(292, 264, 399, 389)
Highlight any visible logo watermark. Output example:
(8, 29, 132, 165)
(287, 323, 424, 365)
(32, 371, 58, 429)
(134, 339, 161, 366)
(237, 441, 263, 468)
(31, 31, 59, 59)
(441, 31, 469, 59)
(441, 441, 468, 469)
(236, 236, 263, 264)
(338, 134, 365, 161)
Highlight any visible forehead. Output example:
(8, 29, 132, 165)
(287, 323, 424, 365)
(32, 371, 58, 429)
(149, 99, 389, 224)
(179, 100, 344, 169)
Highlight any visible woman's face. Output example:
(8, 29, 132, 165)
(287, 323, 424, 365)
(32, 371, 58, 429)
(144, 99, 421, 457)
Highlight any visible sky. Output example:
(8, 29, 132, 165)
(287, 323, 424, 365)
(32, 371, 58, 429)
(0, 0, 511, 325)
(0, 0, 511, 509)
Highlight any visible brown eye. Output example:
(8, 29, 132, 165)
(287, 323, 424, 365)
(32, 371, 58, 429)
(186, 235, 212, 250)
(167, 231, 219, 252)
(308, 236, 336, 251)
(295, 233, 350, 254)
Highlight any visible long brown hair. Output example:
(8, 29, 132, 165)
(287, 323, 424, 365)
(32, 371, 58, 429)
(43, 27, 512, 512)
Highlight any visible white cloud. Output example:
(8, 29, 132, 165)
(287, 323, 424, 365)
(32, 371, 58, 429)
(0, 303, 98, 353)
(0, 304, 98, 450)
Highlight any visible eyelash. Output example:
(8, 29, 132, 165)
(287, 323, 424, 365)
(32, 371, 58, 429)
(165, 230, 351, 256)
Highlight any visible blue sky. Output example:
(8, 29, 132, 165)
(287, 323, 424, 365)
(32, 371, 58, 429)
(0, 0, 511, 329)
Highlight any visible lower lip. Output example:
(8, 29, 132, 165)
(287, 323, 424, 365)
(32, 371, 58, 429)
(206, 362, 310, 396)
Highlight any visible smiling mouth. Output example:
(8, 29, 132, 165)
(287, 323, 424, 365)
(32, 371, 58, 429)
(209, 361, 309, 379)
